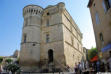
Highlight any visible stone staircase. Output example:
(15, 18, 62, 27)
(39, 59, 69, 73)
(21, 59, 69, 73)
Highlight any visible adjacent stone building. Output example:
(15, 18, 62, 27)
(20, 2, 83, 72)
(12, 50, 19, 58)
(88, 0, 111, 61)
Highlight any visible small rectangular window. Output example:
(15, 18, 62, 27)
(95, 12, 100, 25)
(77, 43, 79, 50)
(71, 36, 73, 45)
(108, 0, 111, 7)
(109, 51, 111, 56)
(100, 33, 104, 41)
(46, 19, 49, 26)
(103, 0, 111, 12)
(103, 1, 107, 12)
(46, 34, 49, 43)
(100, 33, 104, 45)
(23, 34, 27, 43)
(25, 18, 28, 26)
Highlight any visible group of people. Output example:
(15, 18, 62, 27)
(67, 61, 89, 74)
(67, 57, 111, 74)
(73, 61, 89, 74)
(93, 57, 111, 72)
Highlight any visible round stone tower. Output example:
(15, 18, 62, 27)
(19, 5, 43, 66)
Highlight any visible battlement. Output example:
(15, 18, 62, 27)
(23, 5, 43, 17)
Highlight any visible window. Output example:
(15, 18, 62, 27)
(71, 36, 73, 45)
(47, 12, 50, 15)
(34, 10, 36, 13)
(23, 34, 27, 43)
(100, 33, 104, 45)
(103, 0, 111, 12)
(109, 0, 111, 7)
(25, 18, 28, 26)
(31, 9, 33, 13)
(77, 43, 79, 50)
(46, 19, 49, 26)
(48, 49, 53, 63)
(73, 55, 74, 59)
(36, 10, 38, 14)
(103, 1, 107, 12)
(100, 33, 104, 41)
(46, 34, 49, 43)
(95, 12, 100, 25)
(32, 43, 36, 46)
(109, 51, 111, 57)
(94, 3, 95, 7)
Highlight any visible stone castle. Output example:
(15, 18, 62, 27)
(19, 2, 84, 72)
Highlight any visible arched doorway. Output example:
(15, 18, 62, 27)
(48, 49, 53, 63)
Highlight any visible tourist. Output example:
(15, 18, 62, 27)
(100, 62, 105, 72)
(96, 60, 100, 72)
(86, 61, 89, 70)
(74, 63, 78, 74)
(107, 56, 111, 72)
(78, 62, 82, 74)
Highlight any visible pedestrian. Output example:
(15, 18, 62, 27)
(67, 65, 70, 72)
(74, 63, 78, 74)
(100, 62, 105, 72)
(78, 62, 82, 74)
(86, 61, 89, 70)
(96, 60, 100, 72)
(107, 55, 111, 72)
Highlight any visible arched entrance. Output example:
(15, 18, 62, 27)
(48, 49, 53, 63)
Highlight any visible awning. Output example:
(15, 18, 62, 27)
(90, 55, 98, 62)
(101, 44, 111, 52)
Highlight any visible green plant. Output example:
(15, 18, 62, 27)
(88, 47, 98, 61)
(0, 57, 3, 64)
(6, 64, 20, 74)
(5, 58, 13, 64)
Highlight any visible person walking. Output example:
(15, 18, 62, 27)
(100, 62, 105, 72)
(74, 63, 78, 74)
(107, 55, 111, 72)
(96, 60, 100, 72)
(78, 62, 82, 74)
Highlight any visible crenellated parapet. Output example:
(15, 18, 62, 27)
(43, 2, 65, 17)
(23, 5, 43, 18)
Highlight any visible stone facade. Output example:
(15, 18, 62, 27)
(20, 2, 83, 72)
(12, 50, 19, 58)
(88, 0, 111, 60)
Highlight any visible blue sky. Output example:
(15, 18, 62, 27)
(0, 0, 96, 56)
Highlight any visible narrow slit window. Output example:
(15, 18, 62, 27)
(100, 33, 104, 41)
(95, 12, 100, 25)
(25, 18, 28, 26)
(46, 19, 49, 26)
(23, 34, 27, 43)
(46, 34, 49, 43)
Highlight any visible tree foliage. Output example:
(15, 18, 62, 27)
(0, 57, 3, 64)
(88, 47, 98, 61)
(6, 64, 20, 74)
(5, 58, 13, 64)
